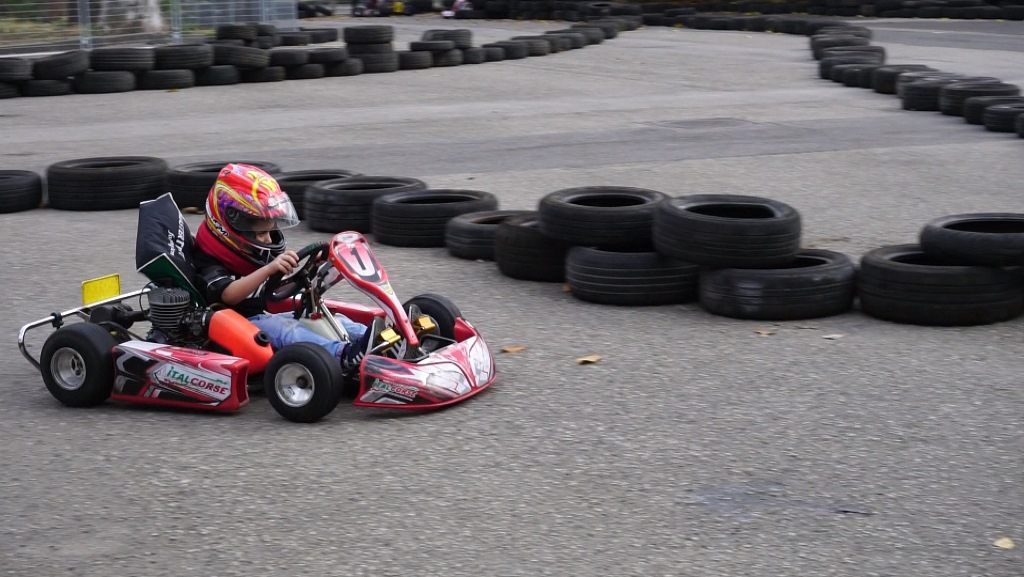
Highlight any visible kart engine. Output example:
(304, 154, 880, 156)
(146, 286, 210, 345)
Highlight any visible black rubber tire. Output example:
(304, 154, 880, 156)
(74, 70, 136, 93)
(32, 50, 89, 80)
(88, 47, 155, 72)
(699, 249, 856, 320)
(344, 25, 395, 44)
(264, 342, 343, 423)
(488, 41, 528, 60)
(0, 82, 19, 99)
(445, 209, 534, 261)
(653, 194, 802, 268)
(351, 52, 399, 73)
(372, 189, 499, 247)
(919, 213, 1024, 266)
(460, 47, 485, 65)
(216, 24, 258, 41)
(494, 213, 572, 282)
(982, 103, 1024, 132)
(324, 58, 363, 77)
(47, 156, 168, 211)
(300, 27, 339, 43)
(286, 63, 325, 80)
(938, 82, 1021, 117)
(194, 65, 241, 86)
(432, 49, 463, 67)
(154, 44, 215, 70)
(40, 323, 117, 407)
(240, 66, 286, 83)
(18, 79, 73, 97)
(566, 246, 699, 306)
(0, 57, 32, 81)
(409, 40, 455, 51)
(403, 293, 462, 339)
(398, 50, 433, 70)
(871, 64, 934, 94)
(308, 47, 349, 63)
(0, 170, 43, 213)
(165, 160, 283, 209)
(279, 32, 313, 47)
(138, 69, 195, 90)
(305, 176, 428, 233)
(276, 169, 363, 219)
(858, 244, 1023, 326)
(819, 54, 884, 80)
(963, 95, 1024, 125)
(538, 186, 666, 250)
(213, 45, 270, 69)
(269, 47, 311, 67)
(347, 42, 395, 55)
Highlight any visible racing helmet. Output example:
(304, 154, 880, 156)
(204, 163, 300, 267)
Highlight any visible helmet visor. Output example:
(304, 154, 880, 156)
(228, 197, 300, 232)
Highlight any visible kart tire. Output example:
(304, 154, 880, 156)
(565, 246, 699, 306)
(404, 293, 462, 340)
(40, 323, 117, 407)
(0, 170, 43, 213)
(47, 156, 169, 211)
(858, 244, 1023, 326)
(494, 213, 572, 282)
(265, 342, 344, 423)
(445, 209, 535, 261)
(699, 249, 856, 320)
(919, 213, 1024, 266)
(538, 186, 667, 250)
(165, 160, 283, 210)
(304, 176, 427, 233)
(275, 169, 363, 219)
(653, 194, 801, 268)
(371, 188, 499, 247)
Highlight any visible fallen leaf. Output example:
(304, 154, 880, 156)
(822, 334, 846, 340)
(181, 206, 202, 214)
(753, 328, 776, 336)
(501, 345, 528, 353)
(562, 283, 571, 293)
(994, 537, 1015, 549)
(576, 354, 601, 365)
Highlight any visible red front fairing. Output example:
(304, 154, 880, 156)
(353, 319, 497, 409)
(110, 341, 250, 412)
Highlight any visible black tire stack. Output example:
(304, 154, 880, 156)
(807, 22, 1024, 139)
(344, 25, 399, 74)
(165, 160, 283, 210)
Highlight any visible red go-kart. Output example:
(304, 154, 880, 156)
(18, 231, 496, 423)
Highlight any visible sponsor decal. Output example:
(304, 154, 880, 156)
(370, 379, 418, 401)
(150, 363, 231, 400)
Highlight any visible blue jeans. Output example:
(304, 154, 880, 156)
(249, 312, 367, 360)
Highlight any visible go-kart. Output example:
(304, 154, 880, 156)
(18, 230, 496, 423)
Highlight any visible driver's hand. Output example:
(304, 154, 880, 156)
(270, 250, 299, 275)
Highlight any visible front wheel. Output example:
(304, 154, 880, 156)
(264, 343, 343, 423)
(403, 294, 463, 351)
(39, 323, 117, 407)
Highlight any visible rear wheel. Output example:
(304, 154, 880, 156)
(264, 343, 343, 423)
(40, 323, 117, 407)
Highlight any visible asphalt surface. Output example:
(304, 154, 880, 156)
(1, 16, 1023, 577)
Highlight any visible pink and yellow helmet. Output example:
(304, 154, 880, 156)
(204, 163, 299, 267)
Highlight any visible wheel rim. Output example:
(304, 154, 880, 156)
(50, 347, 87, 391)
(274, 363, 316, 408)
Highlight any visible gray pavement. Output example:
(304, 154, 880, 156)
(1, 16, 1023, 577)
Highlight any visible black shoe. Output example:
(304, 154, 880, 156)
(340, 322, 375, 376)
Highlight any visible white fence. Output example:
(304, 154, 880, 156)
(0, 0, 302, 53)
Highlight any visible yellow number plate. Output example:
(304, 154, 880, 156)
(81, 274, 121, 305)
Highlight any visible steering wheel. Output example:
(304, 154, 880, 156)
(265, 241, 331, 303)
